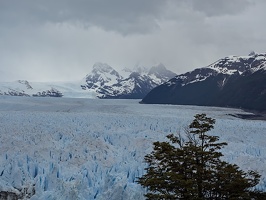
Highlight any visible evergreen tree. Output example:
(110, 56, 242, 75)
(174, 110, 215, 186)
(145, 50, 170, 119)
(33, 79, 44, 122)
(138, 114, 265, 199)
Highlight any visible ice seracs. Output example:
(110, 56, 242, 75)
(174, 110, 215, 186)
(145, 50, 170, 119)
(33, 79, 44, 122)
(0, 97, 265, 199)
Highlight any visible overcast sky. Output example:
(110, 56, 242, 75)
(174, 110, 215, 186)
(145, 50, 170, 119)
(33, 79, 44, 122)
(0, 0, 266, 82)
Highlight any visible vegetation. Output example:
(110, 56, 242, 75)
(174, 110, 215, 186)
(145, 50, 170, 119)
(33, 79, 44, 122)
(138, 114, 266, 199)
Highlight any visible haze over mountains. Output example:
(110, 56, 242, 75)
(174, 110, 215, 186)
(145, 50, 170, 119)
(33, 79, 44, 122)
(0, 63, 176, 99)
(1, 52, 266, 111)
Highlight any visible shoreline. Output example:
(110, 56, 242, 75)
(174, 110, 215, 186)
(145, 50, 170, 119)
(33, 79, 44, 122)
(229, 109, 266, 121)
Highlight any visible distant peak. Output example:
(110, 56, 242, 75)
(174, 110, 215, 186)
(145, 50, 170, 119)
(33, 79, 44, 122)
(148, 64, 164, 74)
(248, 51, 257, 56)
(92, 62, 114, 72)
(151, 63, 166, 70)
(133, 65, 149, 74)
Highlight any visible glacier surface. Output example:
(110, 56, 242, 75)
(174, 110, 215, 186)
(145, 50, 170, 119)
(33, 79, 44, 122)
(0, 96, 265, 199)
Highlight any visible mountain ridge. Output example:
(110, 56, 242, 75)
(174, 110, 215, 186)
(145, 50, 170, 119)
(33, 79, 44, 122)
(141, 52, 266, 111)
(81, 62, 176, 99)
(0, 63, 176, 99)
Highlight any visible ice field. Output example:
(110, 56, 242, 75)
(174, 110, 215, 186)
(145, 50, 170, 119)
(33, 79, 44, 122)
(0, 96, 265, 199)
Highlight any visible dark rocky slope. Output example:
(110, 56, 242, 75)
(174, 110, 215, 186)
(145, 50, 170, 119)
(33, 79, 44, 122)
(141, 53, 266, 111)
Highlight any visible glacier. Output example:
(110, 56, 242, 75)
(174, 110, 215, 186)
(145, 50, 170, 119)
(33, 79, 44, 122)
(0, 96, 265, 199)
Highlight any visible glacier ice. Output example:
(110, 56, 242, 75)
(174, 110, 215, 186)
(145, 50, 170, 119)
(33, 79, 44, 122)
(0, 96, 265, 199)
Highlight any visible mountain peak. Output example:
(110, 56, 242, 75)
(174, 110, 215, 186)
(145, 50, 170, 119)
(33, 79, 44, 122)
(142, 52, 266, 111)
(248, 51, 257, 56)
(148, 63, 167, 73)
(148, 63, 177, 82)
(133, 65, 149, 74)
(82, 63, 176, 99)
(0, 62, 177, 100)
(92, 62, 114, 73)
(207, 53, 266, 75)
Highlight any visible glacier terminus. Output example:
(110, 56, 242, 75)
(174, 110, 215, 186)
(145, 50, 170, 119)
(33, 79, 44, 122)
(0, 97, 265, 199)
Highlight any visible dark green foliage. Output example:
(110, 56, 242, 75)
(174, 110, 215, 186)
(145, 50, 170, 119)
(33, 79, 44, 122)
(138, 114, 265, 199)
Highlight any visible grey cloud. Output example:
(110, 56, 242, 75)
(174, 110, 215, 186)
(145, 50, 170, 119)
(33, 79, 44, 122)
(188, 0, 253, 17)
(0, 0, 258, 35)
(0, 0, 166, 34)
(0, 0, 265, 82)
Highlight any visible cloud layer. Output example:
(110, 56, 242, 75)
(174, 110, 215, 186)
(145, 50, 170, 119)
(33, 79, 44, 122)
(0, 0, 265, 81)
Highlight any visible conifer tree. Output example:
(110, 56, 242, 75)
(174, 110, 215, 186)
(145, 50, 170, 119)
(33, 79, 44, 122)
(138, 113, 265, 199)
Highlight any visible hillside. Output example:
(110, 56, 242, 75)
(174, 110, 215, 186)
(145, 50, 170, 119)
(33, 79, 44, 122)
(141, 53, 266, 111)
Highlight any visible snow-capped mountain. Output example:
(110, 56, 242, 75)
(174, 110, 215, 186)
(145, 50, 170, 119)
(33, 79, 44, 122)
(0, 80, 62, 97)
(0, 63, 176, 99)
(141, 52, 266, 111)
(0, 80, 97, 98)
(82, 63, 123, 90)
(81, 63, 176, 99)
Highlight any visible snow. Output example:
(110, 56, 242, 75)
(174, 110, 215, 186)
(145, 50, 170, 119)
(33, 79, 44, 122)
(208, 65, 238, 75)
(182, 75, 209, 86)
(46, 82, 97, 98)
(207, 53, 266, 75)
(132, 66, 149, 75)
(251, 61, 266, 72)
(0, 97, 265, 199)
(91, 63, 114, 74)
(148, 74, 163, 85)
(120, 68, 133, 79)
(0, 62, 177, 99)
(0, 80, 97, 98)
(255, 55, 266, 61)
(166, 53, 266, 87)
(85, 63, 122, 87)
